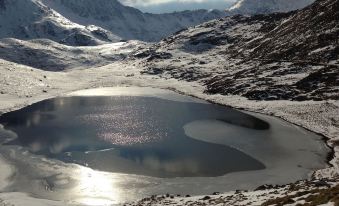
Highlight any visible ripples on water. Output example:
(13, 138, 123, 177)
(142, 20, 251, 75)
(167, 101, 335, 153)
(0, 96, 267, 177)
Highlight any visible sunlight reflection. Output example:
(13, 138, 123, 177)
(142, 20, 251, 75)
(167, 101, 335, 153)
(55, 98, 65, 107)
(76, 198, 114, 206)
(75, 167, 120, 206)
(68, 87, 160, 97)
(66, 87, 205, 103)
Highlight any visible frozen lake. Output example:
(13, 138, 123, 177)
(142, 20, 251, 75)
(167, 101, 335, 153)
(0, 87, 330, 205)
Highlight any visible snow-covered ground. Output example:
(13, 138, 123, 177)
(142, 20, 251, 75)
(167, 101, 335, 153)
(0, 39, 144, 70)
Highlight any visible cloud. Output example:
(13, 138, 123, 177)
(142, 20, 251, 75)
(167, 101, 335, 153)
(119, 0, 237, 13)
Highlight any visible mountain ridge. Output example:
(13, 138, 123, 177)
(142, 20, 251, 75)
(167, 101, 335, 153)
(133, 0, 339, 101)
(228, 0, 315, 14)
(40, 0, 228, 41)
(0, 0, 227, 45)
(0, 0, 119, 46)
(0, 0, 317, 46)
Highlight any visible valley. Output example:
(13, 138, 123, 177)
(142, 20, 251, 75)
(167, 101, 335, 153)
(0, 0, 338, 205)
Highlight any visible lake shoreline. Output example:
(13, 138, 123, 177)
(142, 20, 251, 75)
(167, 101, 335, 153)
(0, 64, 338, 205)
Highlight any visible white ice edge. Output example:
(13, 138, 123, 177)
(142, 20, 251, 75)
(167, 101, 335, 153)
(66, 86, 209, 104)
(0, 154, 14, 191)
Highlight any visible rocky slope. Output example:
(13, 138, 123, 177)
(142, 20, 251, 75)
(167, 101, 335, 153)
(0, 0, 317, 46)
(0, 0, 119, 46)
(0, 38, 143, 70)
(133, 0, 339, 101)
(41, 0, 227, 42)
(228, 0, 315, 14)
(244, 0, 339, 63)
(0, 0, 227, 45)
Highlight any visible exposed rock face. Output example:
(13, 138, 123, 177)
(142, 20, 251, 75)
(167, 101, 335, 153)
(0, 0, 227, 45)
(245, 0, 339, 62)
(0, 0, 318, 45)
(134, 0, 339, 101)
(228, 0, 315, 14)
(41, 0, 227, 42)
(0, 0, 118, 46)
(0, 38, 132, 71)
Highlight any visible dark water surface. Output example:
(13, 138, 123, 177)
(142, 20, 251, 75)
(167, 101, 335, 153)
(0, 96, 267, 177)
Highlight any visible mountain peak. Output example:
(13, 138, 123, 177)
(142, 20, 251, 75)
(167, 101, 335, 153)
(0, 0, 321, 46)
(0, 0, 227, 44)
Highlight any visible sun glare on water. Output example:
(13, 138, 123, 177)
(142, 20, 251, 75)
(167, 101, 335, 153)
(74, 168, 121, 206)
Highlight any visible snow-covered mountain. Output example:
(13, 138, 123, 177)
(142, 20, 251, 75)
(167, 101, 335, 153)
(0, 0, 120, 46)
(41, 0, 227, 42)
(0, 0, 227, 45)
(0, 38, 143, 70)
(133, 0, 338, 101)
(228, 0, 315, 14)
(245, 0, 339, 63)
(0, 0, 316, 46)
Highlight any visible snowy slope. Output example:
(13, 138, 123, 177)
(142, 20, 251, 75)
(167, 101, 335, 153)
(228, 0, 315, 14)
(245, 0, 339, 63)
(40, 0, 227, 42)
(0, 0, 119, 46)
(132, 0, 339, 101)
(0, 38, 144, 70)
(0, 0, 318, 45)
(0, 0, 227, 44)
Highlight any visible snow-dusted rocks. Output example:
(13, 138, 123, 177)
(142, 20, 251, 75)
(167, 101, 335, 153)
(0, 0, 319, 46)
(135, 0, 338, 101)
(0, 0, 227, 45)
(0, 0, 119, 46)
(0, 39, 143, 70)
(228, 0, 315, 14)
(245, 0, 339, 63)
(40, 0, 227, 42)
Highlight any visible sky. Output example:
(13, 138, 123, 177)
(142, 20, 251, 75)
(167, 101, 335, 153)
(118, 0, 237, 13)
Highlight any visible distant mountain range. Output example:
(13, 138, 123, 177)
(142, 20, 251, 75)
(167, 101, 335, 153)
(0, 0, 226, 45)
(0, 0, 316, 46)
